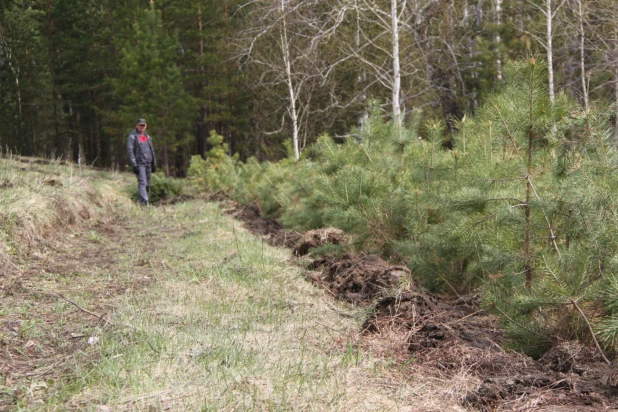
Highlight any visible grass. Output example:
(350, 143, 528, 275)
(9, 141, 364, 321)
(66, 202, 392, 410)
(0, 157, 471, 411)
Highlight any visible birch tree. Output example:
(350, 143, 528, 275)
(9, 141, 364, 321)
(347, 0, 407, 130)
(337, 0, 448, 138)
(237, 0, 347, 160)
(525, 0, 566, 104)
(560, 0, 590, 111)
(571, 0, 617, 139)
(592, 0, 618, 141)
(575, 0, 588, 111)
(494, 0, 503, 81)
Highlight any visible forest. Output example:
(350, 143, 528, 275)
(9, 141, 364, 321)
(2, 0, 618, 174)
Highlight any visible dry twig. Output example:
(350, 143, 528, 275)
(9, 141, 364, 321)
(55, 292, 114, 326)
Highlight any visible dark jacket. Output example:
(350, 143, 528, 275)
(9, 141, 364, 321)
(127, 129, 156, 167)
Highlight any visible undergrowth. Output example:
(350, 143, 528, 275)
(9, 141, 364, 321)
(188, 59, 618, 358)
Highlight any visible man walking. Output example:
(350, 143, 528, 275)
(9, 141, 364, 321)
(127, 118, 157, 206)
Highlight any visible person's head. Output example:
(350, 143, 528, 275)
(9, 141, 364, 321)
(136, 118, 147, 131)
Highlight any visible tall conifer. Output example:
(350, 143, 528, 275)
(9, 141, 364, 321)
(113, 4, 195, 175)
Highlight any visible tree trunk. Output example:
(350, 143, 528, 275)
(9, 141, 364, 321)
(280, 0, 300, 160)
(47, 0, 61, 157)
(162, 127, 170, 177)
(615, 69, 618, 145)
(577, 0, 588, 111)
(524, 63, 537, 290)
(197, 4, 207, 158)
(225, 4, 236, 154)
(494, 0, 503, 80)
(547, 0, 555, 104)
(25, 46, 36, 154)
(391, 0, 402, 141)
(96, 114, 101, 166)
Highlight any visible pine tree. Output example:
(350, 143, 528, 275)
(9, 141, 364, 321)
(0, 0, 48, 155)
(113, 4, 195, 175)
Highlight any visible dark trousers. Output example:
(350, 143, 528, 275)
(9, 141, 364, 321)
(136, 164, 152, 205)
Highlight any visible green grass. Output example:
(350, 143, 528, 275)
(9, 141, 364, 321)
(43, 202, 458, 411)
(0, 158, 471, 411)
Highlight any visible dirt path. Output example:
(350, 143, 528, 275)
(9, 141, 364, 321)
(0, 207, 171, 409)
(1, 201, 470, 411)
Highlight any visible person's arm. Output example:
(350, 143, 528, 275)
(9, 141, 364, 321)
(149, 137, 157, 171)
(127, 133, 137, 167)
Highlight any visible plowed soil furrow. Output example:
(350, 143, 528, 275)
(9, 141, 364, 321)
(227, 201, 618, 411)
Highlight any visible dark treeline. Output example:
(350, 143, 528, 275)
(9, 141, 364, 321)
(1, 0, 617, 174)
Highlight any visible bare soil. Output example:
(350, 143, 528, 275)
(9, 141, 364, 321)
(224, 202, 302, 249)
(229, 201, 618, 411)
(308, 254, 411, 306)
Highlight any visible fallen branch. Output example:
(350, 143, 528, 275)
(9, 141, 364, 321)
(569, 297, 611, 365)
(325, 301, 356, 318)
(56, 292, 114, 326)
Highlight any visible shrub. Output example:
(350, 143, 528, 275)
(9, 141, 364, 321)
(187, 59, 618, 356)
(187, 130, 240, 193)
(148, 172, 183, 203)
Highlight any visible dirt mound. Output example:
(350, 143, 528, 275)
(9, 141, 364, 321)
(307, 254, 411, 305)
(224, 203, 300, 249)
(363, 293, 618, 410)
(223, 201, 618, 411)
(365, 293, 502, 351)
(225, 203, 350, 256)
(539, 341, 602, 374)
(292, 228, 347, 256)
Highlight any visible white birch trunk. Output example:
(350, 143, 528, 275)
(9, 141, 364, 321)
(356, 0, 368, 129)
(391, 0, 402, 141)
(615, 69, 618, 145)
(280, 0, 300, 160)
(615, 3, 618, 145)
(547, 0, 555, 104)
(577, 0, 588, 111)
(6, 59, 22, 115)
(495, 0, 503, 80)
(78, 142, 85, 168)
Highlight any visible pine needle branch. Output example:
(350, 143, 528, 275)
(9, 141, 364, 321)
(542, 255, 611, 365)
(490, 302, 547, 339)
(527, 176, 562, 258)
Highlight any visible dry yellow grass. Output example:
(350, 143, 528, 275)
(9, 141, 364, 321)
(0, 156, 132, 275)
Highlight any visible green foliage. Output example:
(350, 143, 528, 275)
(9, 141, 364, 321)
(128, 172, 183, 203)
(187, 130, 240, 194)
(206, 130, 230, 160)
(188, 59, 618, 357)
(148, 173, 183, 203)
(112, 4, 196, 175)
